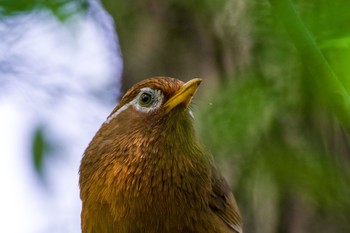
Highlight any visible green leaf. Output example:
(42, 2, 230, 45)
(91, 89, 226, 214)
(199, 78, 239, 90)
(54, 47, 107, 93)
(200, 76, 276, 155)
(31, 127, 49, 177)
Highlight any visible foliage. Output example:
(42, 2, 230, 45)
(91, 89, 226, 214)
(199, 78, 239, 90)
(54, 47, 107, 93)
(0, 0, 88, 20)
(31, 127, 53, 180)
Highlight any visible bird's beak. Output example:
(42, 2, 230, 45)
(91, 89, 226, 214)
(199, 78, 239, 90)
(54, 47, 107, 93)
(164, 78, 202, 113)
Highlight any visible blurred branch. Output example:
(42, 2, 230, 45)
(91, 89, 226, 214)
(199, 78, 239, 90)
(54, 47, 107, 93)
(269, 0, 350, 126)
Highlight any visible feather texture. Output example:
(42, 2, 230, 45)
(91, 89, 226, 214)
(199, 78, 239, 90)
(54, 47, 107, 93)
(79, 77, 242, 233)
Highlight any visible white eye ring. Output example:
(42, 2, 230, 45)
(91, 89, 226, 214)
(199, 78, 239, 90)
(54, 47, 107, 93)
(135, 88, 163, 111)
(105, 88, 164, 123)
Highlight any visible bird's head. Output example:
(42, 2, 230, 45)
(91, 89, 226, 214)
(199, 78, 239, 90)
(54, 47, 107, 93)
(107, 77, 201, 121)
(104, 77, 202, 137)
(87, 76, 204, 167)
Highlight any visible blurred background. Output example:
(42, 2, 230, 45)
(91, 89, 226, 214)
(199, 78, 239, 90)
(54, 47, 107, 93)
(1, 0, 350, 233)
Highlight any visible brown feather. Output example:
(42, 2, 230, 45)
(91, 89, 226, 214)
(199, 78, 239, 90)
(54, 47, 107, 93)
(79, 77, 243, 233)
(209, 166, 243, 233)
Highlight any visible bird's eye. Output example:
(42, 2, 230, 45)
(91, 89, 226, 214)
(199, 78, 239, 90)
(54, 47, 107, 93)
(139, 92, 154, 107)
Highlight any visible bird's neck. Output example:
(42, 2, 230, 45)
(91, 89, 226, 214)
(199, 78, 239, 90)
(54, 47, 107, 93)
(118, 124, 211, 198)
(87, 112, 212, 199)
(79, 111, 214, 231)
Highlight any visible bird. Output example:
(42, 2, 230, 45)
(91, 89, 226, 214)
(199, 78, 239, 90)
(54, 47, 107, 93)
(79, 77, 243, 233)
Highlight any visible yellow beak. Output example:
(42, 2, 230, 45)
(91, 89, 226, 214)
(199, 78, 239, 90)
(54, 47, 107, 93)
(164, 78, 202, 113)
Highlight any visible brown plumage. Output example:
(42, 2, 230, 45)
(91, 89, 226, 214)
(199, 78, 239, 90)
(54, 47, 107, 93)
(79, 77, 242, 233)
